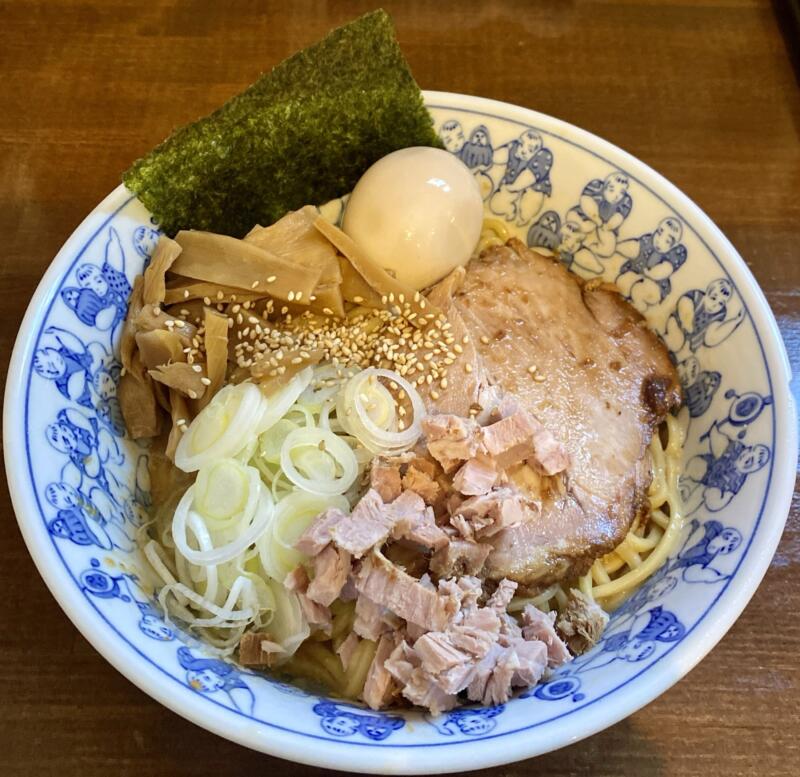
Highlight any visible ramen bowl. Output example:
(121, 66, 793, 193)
(4, 92, 795, 773)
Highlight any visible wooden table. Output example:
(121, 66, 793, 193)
(1, 1, 798, 774)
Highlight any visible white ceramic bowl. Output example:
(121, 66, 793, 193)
(5, 92, 796, 773)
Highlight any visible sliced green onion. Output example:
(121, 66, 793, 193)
(280, 427, 358, 496)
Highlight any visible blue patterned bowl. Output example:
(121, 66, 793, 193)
(4, 92, 796, 773)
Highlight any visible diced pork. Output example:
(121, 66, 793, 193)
(388, 490, 449, 550)
(487, 579, 518, 613)
(521, 604, 572, 666)
(238, 632, 285, 667)
(455, 487, 531, 538)
(331, 490, 395, 557)
(295, 507, 347, 556)
(466, 639, 548, 706)
(448, 607, 501, 656)
(336, 632, 360, 671)
(510, 639, 549, 686)
(422, 414, 482, 471)
(306, 545, 351, 607)
(362, 634, 399, 710)
(297, 593, 332, 632)
(452, 457, 498, 496)
(370, 459, 403, 502)
(402, 464, 441, 505)
(480, 409, 569, 475)
(283, 565, 309, 592)
(356, 552, 458, 632)
(430, 538, 491, 577)
(556, 589, 609, 655)
(384, 640, 459, 715)
(414, 631, 470, 674)
(354, 594, 389, 641)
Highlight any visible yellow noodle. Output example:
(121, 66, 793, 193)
(477, 218, 511, 253)
(587, 413, 686, 606)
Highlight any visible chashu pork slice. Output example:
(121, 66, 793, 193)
(426, 239, 680, 586)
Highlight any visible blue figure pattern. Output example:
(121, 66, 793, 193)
(680, 389, 771, 514)
(526, 210, 561, 252)
(133, 225, 161, 259)
(615, 217, 687, 307)
(177, 647, 255, 714)
(561, 172, 633, 274)
(677, 356, 721, 419)
(45, 481, 133, 551)
(80, 558, 174, 640)
(663, 279, 745, 359)
(45, 408, 124, 503)
(527, 676, 584, 702)
(489, 130, 553, 226)
(439, 119, 495, 201)
(312, 701, 405, 741)
(564, 606, 685, 676)
(60, 228, 131, 333)
(34, 326, 125, 435)
(667, 518, 742, 584)
(426, 705, 505, 736)
(439, 119, 467, 156)
(460, 124, 494, 170)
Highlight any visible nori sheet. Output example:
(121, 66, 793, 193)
(122, 10, 442, 237)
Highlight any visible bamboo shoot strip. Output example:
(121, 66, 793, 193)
(172, 231, 323, 304)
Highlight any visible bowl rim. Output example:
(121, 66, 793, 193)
(4, 90, 796, 774)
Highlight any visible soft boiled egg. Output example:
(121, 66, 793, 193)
(342, 147, 483, 290)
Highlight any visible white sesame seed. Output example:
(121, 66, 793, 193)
(200, 377, 211, 385)
(267, 275, 277, 283)
(465, 363, 473, 374)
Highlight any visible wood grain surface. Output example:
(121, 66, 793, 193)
(1, 1, 798, 775)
